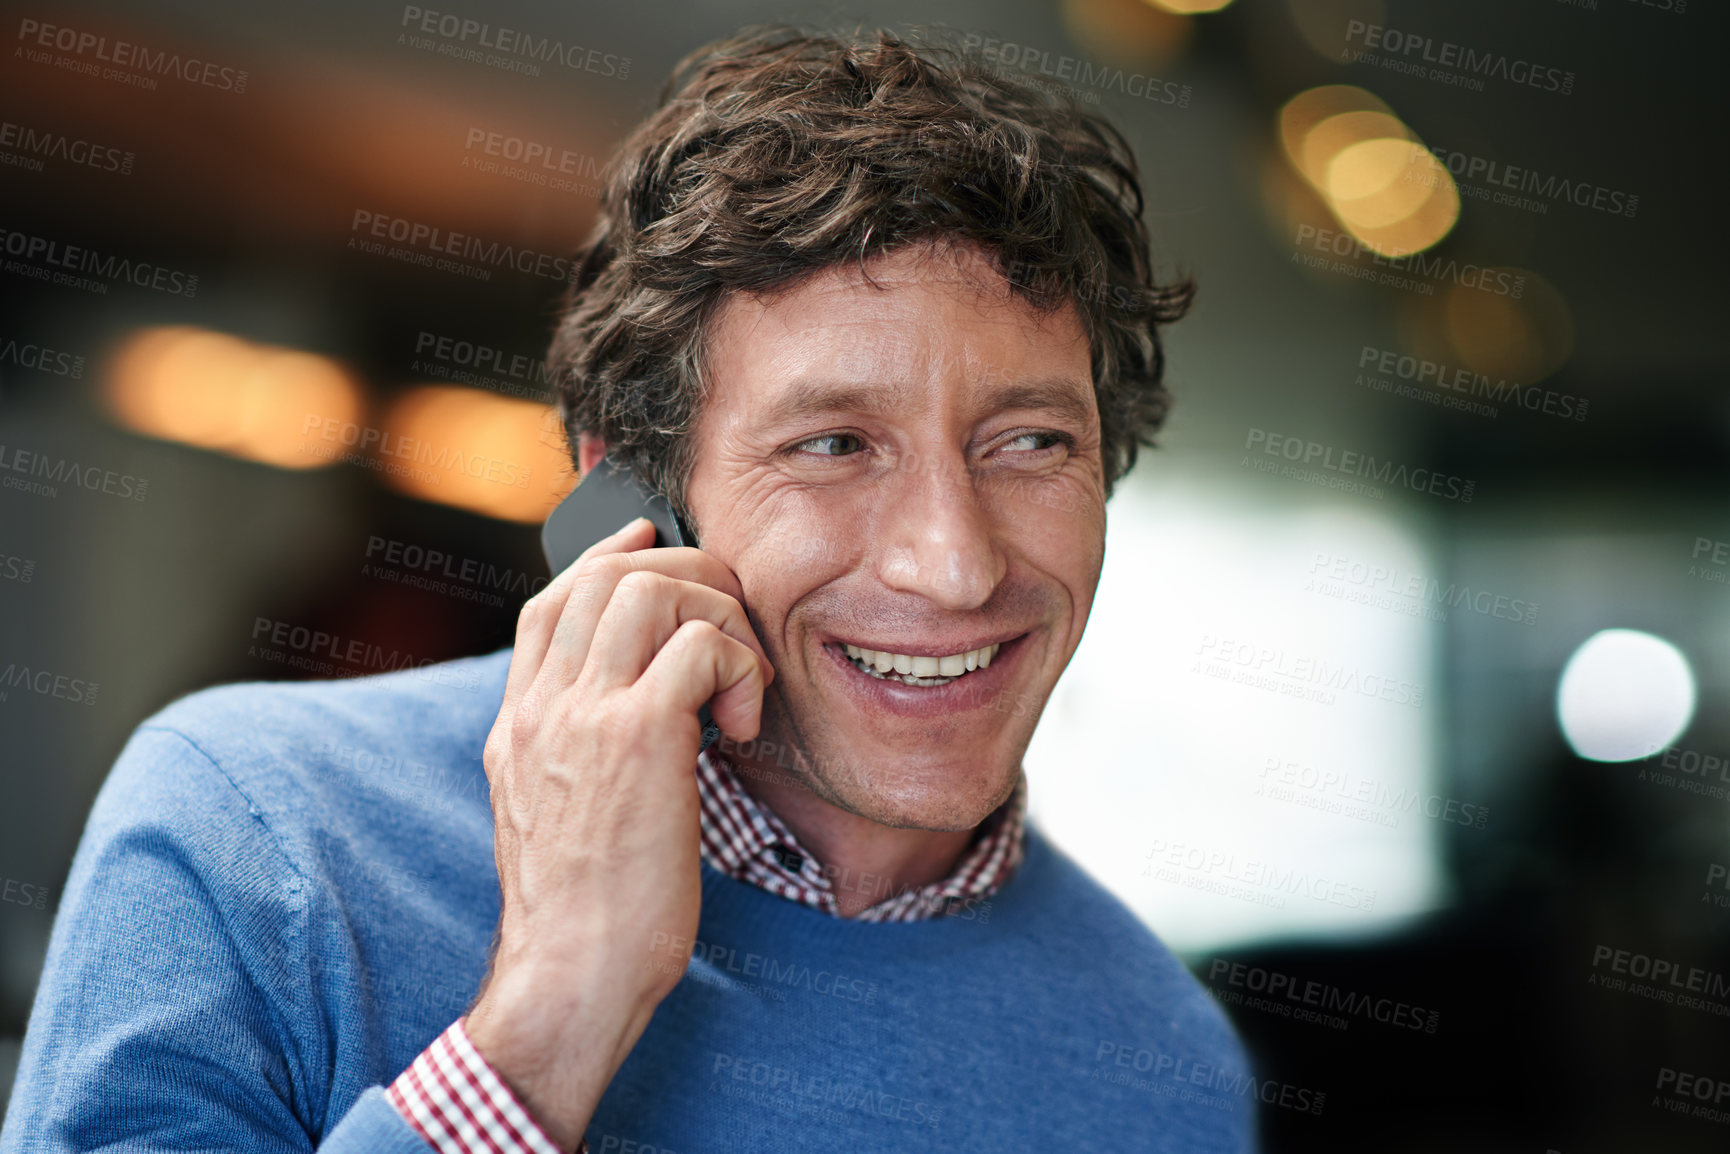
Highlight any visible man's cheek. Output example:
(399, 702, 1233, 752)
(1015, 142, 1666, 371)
(1020, 482, 1105, 572)
(1047, 491, 1106, 650)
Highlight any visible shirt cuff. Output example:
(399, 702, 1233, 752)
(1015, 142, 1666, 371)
(386, 1015, 581, 1154)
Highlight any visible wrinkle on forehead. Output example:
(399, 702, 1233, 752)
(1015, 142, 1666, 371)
(699, 242, 1092, 434)
(711, 239, 1081, 350)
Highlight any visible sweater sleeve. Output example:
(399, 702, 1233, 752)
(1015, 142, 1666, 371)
(0, 725, 419, 1153)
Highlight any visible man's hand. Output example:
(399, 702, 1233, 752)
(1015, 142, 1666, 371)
(464, 516, 774, 1151)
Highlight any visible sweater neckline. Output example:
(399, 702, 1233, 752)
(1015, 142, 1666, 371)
(695, 821, 1054, 953)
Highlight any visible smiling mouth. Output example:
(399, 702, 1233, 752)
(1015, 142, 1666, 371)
(839, 642, 1002, 688)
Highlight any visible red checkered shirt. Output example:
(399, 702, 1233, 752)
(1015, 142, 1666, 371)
(387, 747, 1028, 1153)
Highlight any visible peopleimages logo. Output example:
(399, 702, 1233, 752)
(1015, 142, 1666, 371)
(1341, 19, 1576, 95)
(1293, 225, 1526, 297)
(15, 17, 250, 92)
(301, 413, 533, 488)
(1194, 632, 1425, 709)
(362, 535, 549, 607)
(0, 876, 51, 912)
(0, 119, 135, 175)
(0, 228, 198, 297)
(1410, 142, 1637, 219)
(397, 6, 629, 79)
(248, 616, 484, 692)
(1258, 756, 1490, 830)
(957, 31, 1191, 107)
(1356, 345, 1587, 424)
(349, 210, 576, 284)
(1590, 943, 1730, 1017)
(0, 335, 84, 379)
(1091, 1042, 1326, 1116)
(649, 931, 881, 1005)
(462, 127, 604, 198)
(410, 330, 561, 403)
(708, 1052, 942, 1129)
(312, 737, 487, 810)
(0, 662, 99, 707)
(0, 550, 34, 583)
(1205, 958, 1441, 1034)
(1307, 549, 1539, 627)
(1249, 426, 1471, 497)
(0, 442, 149, 502)
(1655, 1067, 1730, 1126)
(1244, 427, 1475, 504)
(1142, 837, 1378, 911)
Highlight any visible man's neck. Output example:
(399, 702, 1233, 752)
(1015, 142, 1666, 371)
(724, 755, 978, 918)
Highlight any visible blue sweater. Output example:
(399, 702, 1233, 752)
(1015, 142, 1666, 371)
(1, 647, 1257, 1153)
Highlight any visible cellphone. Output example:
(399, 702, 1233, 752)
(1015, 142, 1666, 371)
(540, 457, 722, 751)
(541, 457, 691, 568)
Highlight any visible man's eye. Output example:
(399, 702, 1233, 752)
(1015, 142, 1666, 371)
(1003, 431, 1069, 453)
(797, 433, 865, 456)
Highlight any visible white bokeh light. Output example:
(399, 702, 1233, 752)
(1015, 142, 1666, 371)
(1556, 628, 1697, 762)
(1024, 473, 1441, 952)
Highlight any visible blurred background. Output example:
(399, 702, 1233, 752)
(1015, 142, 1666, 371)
(1, 0, 1725, 1147)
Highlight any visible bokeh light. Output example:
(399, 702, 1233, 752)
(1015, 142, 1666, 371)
(105, 326, 365, 470)
(1443, 269, 1576, 385)
(1146, 0, 1233, 13)
(1393, 267, 1576, 390)
(1062, 0, 1192, 65)
(1277, 85, 1459, 256)
(378, 386, 577, 523)
(1556, 629, 1697, 763)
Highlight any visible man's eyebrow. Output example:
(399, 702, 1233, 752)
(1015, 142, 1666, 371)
(985, 379, 1097, 428)
(758, 377, 1096, 428)
(758, 382, 898, 427)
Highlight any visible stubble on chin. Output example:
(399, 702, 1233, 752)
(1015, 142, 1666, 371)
(722, 700, 1024, 834)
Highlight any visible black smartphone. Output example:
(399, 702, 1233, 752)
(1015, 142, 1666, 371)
(541, 456, 691, 569)
(540, 457, 722, 750)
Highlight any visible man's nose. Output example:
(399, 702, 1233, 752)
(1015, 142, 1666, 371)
(872, 455, 1006, 610)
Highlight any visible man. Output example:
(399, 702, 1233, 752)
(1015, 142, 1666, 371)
(1, 28, 1254, 1154)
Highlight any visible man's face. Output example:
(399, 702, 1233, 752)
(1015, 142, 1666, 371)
(684, 242, 1106, 833)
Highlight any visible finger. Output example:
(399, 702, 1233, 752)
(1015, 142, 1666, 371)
(580, 571, 774, 692)
(501, 517, 657, 716)
(539, 547, 759, 688)
(632, 620, 768, 743)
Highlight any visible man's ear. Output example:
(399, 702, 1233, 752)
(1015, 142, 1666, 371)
(576, 431, 608, 480)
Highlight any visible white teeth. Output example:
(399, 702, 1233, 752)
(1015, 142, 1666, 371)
(840, 642, 1002, 686)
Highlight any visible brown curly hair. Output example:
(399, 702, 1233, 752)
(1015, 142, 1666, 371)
(548, 25, 1194, 516)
